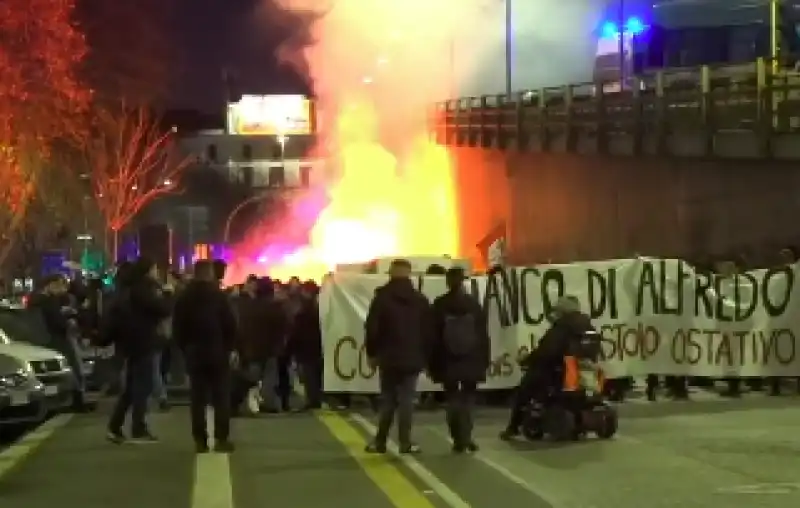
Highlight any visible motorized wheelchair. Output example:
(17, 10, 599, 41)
(520, 331, 618, 441)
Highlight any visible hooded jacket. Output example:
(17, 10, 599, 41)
(521, 311, 594, 372)
(364, 278, 432, 374)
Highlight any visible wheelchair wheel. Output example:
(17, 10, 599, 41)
(595, 406, 618, 439)
(544, 407, 576, 441)
(521, 408, 544, 440)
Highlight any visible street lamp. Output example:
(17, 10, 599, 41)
(223, 192, 269, 244)
(504, 0, 512, 96)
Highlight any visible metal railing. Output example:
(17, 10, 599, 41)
(430, 58, 800, 154)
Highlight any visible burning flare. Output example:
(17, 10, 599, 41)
(229, 0, 464, 282)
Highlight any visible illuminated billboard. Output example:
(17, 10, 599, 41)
(227, 94, 312, 135)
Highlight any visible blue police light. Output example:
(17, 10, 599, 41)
(599, 17, 648, 39)
(601, 21, 618, 39)
(625, 16, 645, 36)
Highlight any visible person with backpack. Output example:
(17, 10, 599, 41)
(364, 259, 433, 455)
(429, 267, 490, 453)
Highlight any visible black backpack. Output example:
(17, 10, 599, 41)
(443, 313, 478, 357)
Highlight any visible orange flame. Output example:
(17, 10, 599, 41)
(232, 0, 463, 282)
(267, 101, 458, 281)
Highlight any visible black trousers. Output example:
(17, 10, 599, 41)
(276, 354, 293, 410)
(108, 355, 153, 435)
(188, 361, 232, 443)
(443, 381, 477, 446)
(298, 358, 323, 409)
(375, 370, 419, 447)
(506, 370, 548, 431)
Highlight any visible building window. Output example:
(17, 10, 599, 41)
(242, 167, 253, 188)
(299, 166, 311, 188)
(207, 144, 218, 163)
(269, 166, 285, 187)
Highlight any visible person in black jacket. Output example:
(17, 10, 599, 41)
(288, 282, 322, 411)
(29, 275, 92, 412)
(500, 296, 593, 441)
(173, 260, 238, 453)
(106, 257, 172, 443)
(429, 267, 490, 453)
(364, 259, 432, 455)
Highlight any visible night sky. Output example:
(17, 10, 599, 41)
(79, 0, 309, 114)
(168, 0, 309, 112)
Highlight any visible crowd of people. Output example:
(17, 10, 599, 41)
(24, 256, 497, 455)
(88, 257, 323, 452)
(20, 249, 800, 456)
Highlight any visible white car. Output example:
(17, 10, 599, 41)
(0, 352, 47, 427)
(0, 333, 77, 411)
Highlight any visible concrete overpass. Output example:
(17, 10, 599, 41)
(432, 59, 800, 266)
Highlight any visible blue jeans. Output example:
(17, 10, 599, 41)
(108, 356, 153, 435)
(152, 352, 166, 401)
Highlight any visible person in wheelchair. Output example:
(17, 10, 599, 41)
(500, 296, 595, 440)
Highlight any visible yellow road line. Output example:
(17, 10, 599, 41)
(316, 410, 437, 508)
(0, 413, 74, 479)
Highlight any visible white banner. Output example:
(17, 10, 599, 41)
(321, 258, 800, 393)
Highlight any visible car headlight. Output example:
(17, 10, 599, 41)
(0, 369, 30, 388)
(55, 355, 69, 371)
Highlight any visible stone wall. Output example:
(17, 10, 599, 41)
(451, 147, 800, 266)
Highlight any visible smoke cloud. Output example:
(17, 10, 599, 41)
(227, 0, 606, 282)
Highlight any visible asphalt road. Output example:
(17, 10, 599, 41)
(0, 392, 799, 508)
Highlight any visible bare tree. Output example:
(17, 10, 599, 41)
(84, 104, 191, 258)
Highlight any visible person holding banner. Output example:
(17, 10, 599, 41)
(429, 267, 491, 453)
(363, 259, 433, 455)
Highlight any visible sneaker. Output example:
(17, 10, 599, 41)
(499, 428, 519, 441)
(451, 443, 466, 454)
(213, 440, 235, 453)
(465, 441, 479, 453)
(106, 430, 126, 444)
(195, 441, 210, 453)
(364, 442, 387, 454)
(130, 431, 158, 444)
(399, 443, 421, 454)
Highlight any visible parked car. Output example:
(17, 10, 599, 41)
(1, 303, 100, 390)
(0, 352, 47, 428)
(0, 309, 77, 411)
(0, 385, 10, 410)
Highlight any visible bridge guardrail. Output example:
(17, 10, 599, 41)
(430, 58, 800, 155)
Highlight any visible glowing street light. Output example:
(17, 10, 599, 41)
(362, 76, 374, 84)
